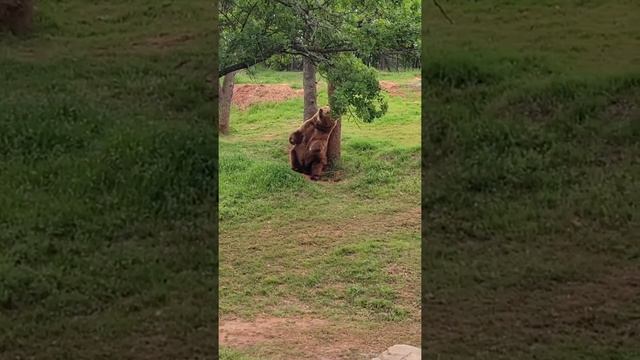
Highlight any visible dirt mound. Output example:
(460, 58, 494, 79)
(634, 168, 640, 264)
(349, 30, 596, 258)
(379, 80, 404, 96)
(379, 79, 422, 96)
(232, 81, 415, 109)
(409, 77, 422, 90)
(233, 84, 303, 109)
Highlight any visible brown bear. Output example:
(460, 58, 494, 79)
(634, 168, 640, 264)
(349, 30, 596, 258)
(0, 0, 34, 35)
(289, 106, 335, 180)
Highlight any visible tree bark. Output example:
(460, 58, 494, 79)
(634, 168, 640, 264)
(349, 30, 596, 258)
(326, 81, 341, 167)
(219, 70, 236, 135)
(302, 57, 318, 121)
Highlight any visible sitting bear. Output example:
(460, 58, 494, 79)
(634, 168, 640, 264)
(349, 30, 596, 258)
(289, 106, 335, 180)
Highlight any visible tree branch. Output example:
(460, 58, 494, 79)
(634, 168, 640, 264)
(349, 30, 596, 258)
(219, 46, 283, 77)
(240, 1, 259, 31)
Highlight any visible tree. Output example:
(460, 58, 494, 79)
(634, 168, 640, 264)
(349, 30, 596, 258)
(219, 0, 420, 167)
(302, 57, 318, 121)
(218, 71, 237, 135)
(320, 53, 389, 164)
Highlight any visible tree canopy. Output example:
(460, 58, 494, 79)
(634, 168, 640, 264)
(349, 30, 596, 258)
(220, 0, 420, 74)
(220, 0, 420, 121)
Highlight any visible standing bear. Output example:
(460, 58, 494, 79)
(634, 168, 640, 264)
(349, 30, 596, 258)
(289, 106, 335, 180)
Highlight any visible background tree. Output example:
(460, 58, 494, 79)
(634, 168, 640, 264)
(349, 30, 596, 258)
(218, 0, 289, 133)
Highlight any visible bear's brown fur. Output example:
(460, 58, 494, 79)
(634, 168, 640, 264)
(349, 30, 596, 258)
(289, 116, 316, 174)
(0, 0, 33, 35)
(289, 106, 335, 180)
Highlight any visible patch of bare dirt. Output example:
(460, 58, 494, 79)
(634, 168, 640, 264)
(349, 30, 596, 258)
(131, 33, 196, 49)
(233, 84, 304, 109)
(379, 80, 404, 96)
(297, 169, 345, 183)
(379, 80, 421, 96)
(220, 317, 328, 347)
(220, 316, 420, 360)
(408, 77, 422, 91)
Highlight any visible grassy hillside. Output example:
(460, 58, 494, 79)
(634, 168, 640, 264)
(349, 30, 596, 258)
(0, 2, 216, 359)
(219, 70, 421, 359)
(423, 0, 639, 359)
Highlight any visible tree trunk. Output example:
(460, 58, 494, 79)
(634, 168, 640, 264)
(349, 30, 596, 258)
(326, 81, 341, 167)
(302, 57, 318, 121)
(219, 70, 236, 135)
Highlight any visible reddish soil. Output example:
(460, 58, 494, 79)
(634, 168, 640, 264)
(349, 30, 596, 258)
(379, 80, 404, 96)
(230, 80, 419, 110)
(379, 79, 422, 96)
(233, 84, 304, 109)
(219, 316, 420, 360)
(409, 77, 422, 91)
(219, 317, 328, 348)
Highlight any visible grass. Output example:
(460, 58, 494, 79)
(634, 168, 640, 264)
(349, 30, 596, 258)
(219, 69, 421, 358)
(423, 0, 639, 358)
(220, 348, 257, 360)
(0, 1, 216, 359)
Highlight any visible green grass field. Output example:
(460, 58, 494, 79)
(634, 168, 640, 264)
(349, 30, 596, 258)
(423, 0, 639, 358)
(1, 2, 216, 359)
(219, 70, 421, 358)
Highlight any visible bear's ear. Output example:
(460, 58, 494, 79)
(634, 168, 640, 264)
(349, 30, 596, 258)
(289, 131, 304, 144)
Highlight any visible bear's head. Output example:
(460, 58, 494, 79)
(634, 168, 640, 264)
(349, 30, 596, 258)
(314, 106, 334, 132)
